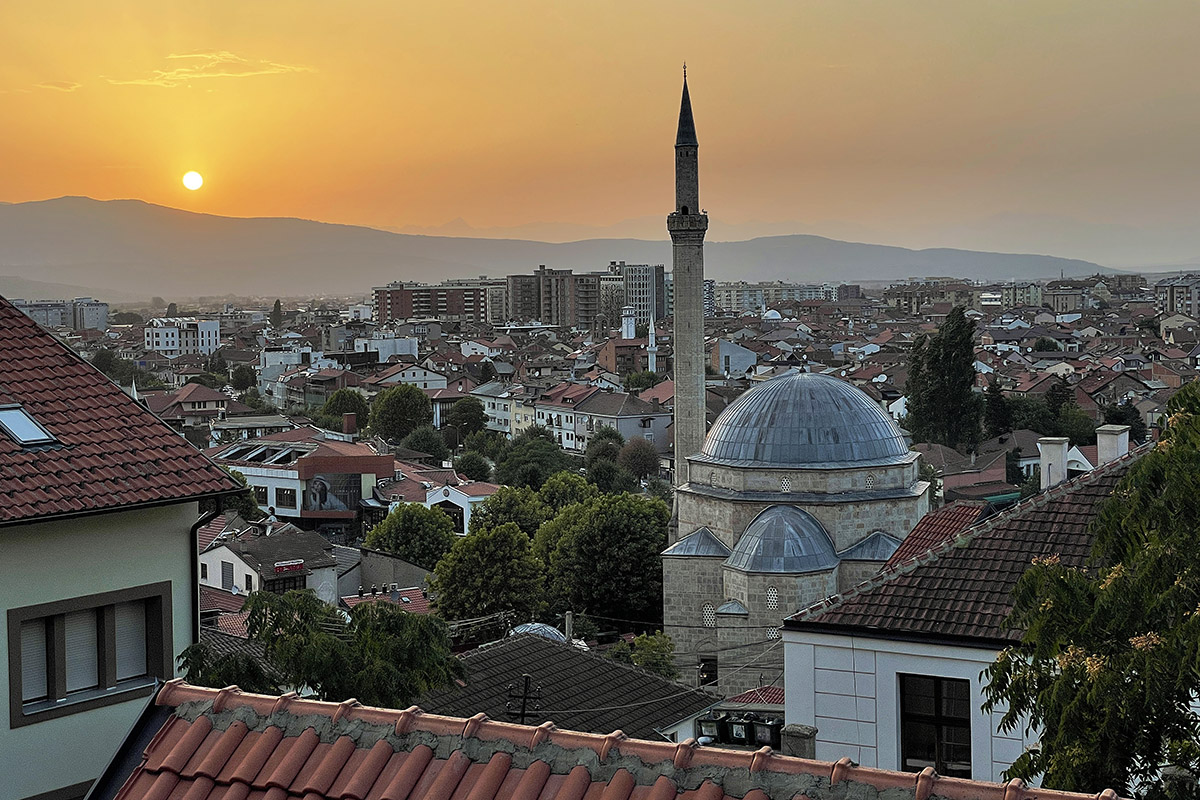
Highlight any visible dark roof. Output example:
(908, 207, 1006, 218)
(788, 450, 1144, 645)
(835, 530, 902, 562)
(198, 626, 269, 668)
(0, 296, 240, 525)
(92, 680, 1123, 800)
(695, 372, 911, 469)
(676, 77, 698, 147)
(661, 526, 732, 557)
(420, 634, 716, 740)
(724, 505, 838, 574)
(886, 500, 990, 568)
(217, 529, 338, 575)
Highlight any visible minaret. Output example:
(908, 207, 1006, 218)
(647, 281, 659, 374)
(668, 68, 708, 486)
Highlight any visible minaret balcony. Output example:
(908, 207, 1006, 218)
(666, 212, 709, 233)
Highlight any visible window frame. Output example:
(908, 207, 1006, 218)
(7, 581, 173, 728)
(898, 673, 973, 778)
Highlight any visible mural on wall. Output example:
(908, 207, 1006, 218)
(304, 474, 360, 512)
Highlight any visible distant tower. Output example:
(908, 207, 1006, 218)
(621, 305, 637, 340)
(668, 68, 708, 486)
(648, 280, 659, 374)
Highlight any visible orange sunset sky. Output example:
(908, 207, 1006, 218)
(3, 1, 1200, 262)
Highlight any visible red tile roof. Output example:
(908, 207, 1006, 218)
(885, 500, 990, 568)
(0, 296, 240, 525)
(199, 585, 246, 614)
(98, 681, 1121, 800)
(724, 686, 784, 706)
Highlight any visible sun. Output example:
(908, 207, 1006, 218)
(182, 171, 204, 191)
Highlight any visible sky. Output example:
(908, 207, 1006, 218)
(3, 1, 1200, 265)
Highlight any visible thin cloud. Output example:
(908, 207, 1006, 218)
(107, 50, 314, 88)
(37, 80, 81, 92)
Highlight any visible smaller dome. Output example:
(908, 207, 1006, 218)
(509, 622, 566, 642)
(724, 506, 838, 574)
(763, 309, 782, 320)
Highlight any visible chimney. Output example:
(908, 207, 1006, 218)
(1095, 424, 1130, 466)
(1037, 437, 1070, 490)
(342, 412, 358, 435)
(358, 585, 364, 597)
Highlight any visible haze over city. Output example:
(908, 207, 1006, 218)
(5, 1, 1200, 268)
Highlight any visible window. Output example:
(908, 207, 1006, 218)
(0, 405, 55, 446)
(245, 575, 254, 592)
(221, 561, 234, 591)
(698, 656, 718, 687)
(8, 582, 171, 727)
(766, 586, 779, 610)
(702, 602, 716, 628)
(200, 563, 208, 580)
(899, 674, 972, 778)
(780, 476, 792, 493)
(865, 474, 876, 489)
(253, 485, 268, 505)
(266, 575, 306, 594)
(275, 487, 297, 508)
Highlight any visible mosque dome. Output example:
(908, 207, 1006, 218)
(695, 371, 911, 468)
(723, 506, 838, 573)
(762, 309, 783, 320)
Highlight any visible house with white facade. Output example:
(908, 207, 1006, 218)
(781, 438, 1142, 783)
(199, 524, 339, 605)
(364, 363, 449, 393)
(0, 295, 240, 800)
(573, 389, 673, 454)
(143, 317, 221, 356)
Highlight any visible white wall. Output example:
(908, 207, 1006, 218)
(0, 502, 199, 800)
(783, 629, 1035, 783)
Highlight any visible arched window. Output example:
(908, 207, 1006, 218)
(681, 205, 690, 215)
(702, 603, 716, 628)
(766, 627, 781, 640)
(766, 586, 779, 610)
(865, 474, 876, 489)
(780, 476, 792, 493)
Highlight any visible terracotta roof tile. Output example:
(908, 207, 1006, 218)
(885, 500, 990, 568)
(96, 681, 1123, 800)
(0, 296, 240, 524)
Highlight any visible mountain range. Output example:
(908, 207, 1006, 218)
(0, 197, 1116, 302)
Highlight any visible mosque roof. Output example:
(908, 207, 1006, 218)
(836, 530, 904, 562)
(694, 371, 912, 469)
(661, 526, 732, 557)
(723, 505, 838, 574)
(676, 77, 698, 147)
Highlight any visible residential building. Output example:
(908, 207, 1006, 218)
(534, 382, 599, 450)
(471, 380, 516, 436)
(537, 265, 602, 329)
(372, 280, 488, 323)
(506, 272, 541, 321)
(714, 281, 835, 312)
(1156, 274, 1200, 317)
(574, 390, 673, 453)
(144, 317, 221, 356)
(199, 524, 339, 604)
(0, 295, 239, 800)
(616, 261, 667, 324)
(12, 297, 110, 331)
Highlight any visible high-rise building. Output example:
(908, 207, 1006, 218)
(12, 297, 110, 331)
(372, 281, 489, 323)
(667, 73, 708, 484)
(144, 318, 221, 356)
(608, 261, 666, 324)
(506, 273, 541, 322)
(534, 265, 601, 329)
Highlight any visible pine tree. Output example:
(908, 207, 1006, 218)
(984, 378, 1012, 439)
(905, 306, 982, 449)
(270, 299, 283, 330)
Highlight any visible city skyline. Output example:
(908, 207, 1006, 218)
(4, 2, 1200, 265)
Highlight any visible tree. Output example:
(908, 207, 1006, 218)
(208, 351, 228, 376)
(606, 631, 679, 680)
(1010, 395, 1055, 436)
(166, 302, 178, 317)
(598, 284, 625, 330)
(467, 486, 549, 537)
(1057, 403, 1097, 447)
(363, 502, 456, 569)
(239, 386, 274, 413)
(1032, 336, 1062, 352)
(905, 306, 982, 450)
(431, 522, 545, 620)
(230, 364, 257, 391)
(444, 397, 487, 442)
(177, 640, 280, 695)
(984, 379, 1012, 439)
(322, 388, 369, 426)
(545, 493, 669, 623)
(494, 428, 570, 489)
(401, 425, 450, 463)
(91, 348, 118, 375)
(112, 311, 143, 325)
(1104, 401, 1148, 445)
(983, 381, 1200, 796)
(454, 452, 492, 482)
(178, 589, 461, 707)
(201, 468, 262, 521)
(186, 372, 227, 390)
(587, 459, 638, 493)
(1044, 376, 1073, 417)
(370, 384, 433, 443)
(464, 429, 508, 461)
(645, 477, 672, 505)
(584, 426, 624, 468)
(618, 438, 660, 479)
(538, 471, 597, 512)
(270, 299, 283, 329)
(625, 371, 662, 392)
(477, 361, 498, 385)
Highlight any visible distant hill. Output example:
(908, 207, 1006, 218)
(0, 197, 1112, 300)
(0, 275, 143, 304)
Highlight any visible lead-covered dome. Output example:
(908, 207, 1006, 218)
(695, 371, 911, 468)
(724, 505, 838, 573)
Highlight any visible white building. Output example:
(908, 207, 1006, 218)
(200, 524, 339, 605)
(144, 317, 220, 356)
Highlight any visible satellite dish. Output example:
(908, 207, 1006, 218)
(231, 585, 241, 595)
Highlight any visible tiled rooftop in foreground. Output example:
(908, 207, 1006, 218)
(92, 681, 1123, 800)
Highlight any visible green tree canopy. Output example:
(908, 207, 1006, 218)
(1104, 401, 1148, 445)
(625, 371, 663, 392)
(538, 470, 598, 512)
(370, 384, 434, 443)
(584, 426, 625, 468)
(983, 381, 1200, 796)
(444, 397, 487, 443)
(1032, 336, 1063, 352)
(322, 388, 369, 426)
(545, 493, 669, 623)
(494, 428, 570, 489)
(1044, 376, 1074, 417)
(905, 306, 982, 450)
(606, 631, 679, 680)
(270, 299, 283, 329)
(431, 522, 545, 620)
(401, 425, 450, 463)
(453, 451, 493, 482)
(464, 429, 509, 461)
(202, 468, 262, 521)
(468, 486, 550, 537)
(230, 363, 257, 391)
(363, 502, 456, 569)
(178, 590, 461, 707)
(618, 438, 660, 479)
(984, 379, 1012, 439)
(587, 459, 638, 494)
(112, 310, 143, 325)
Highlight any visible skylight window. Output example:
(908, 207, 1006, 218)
(0, 406, 56, 446)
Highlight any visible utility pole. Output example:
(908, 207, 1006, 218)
(505, 673, 541, 725)
(564, 610, 573, 641)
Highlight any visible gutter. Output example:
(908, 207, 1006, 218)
(190, 507, 223, 645)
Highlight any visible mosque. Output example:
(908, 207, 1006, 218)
(661, 77, 929, 696)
